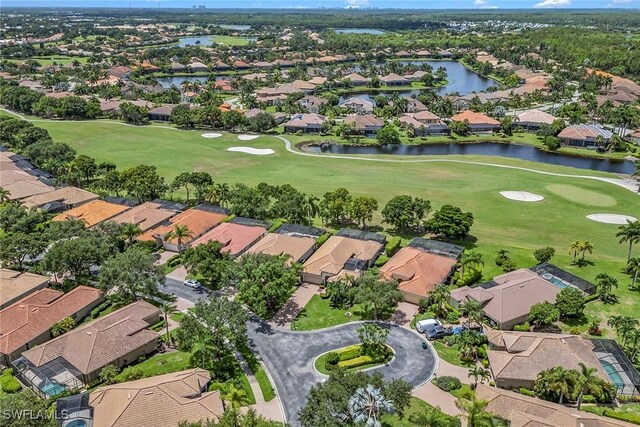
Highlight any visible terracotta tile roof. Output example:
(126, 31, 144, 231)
(380, 247, 457, 300)
(20, 186, 99, 209)
(342, 73, 371, 83)
(487, 330, 607, 384)
(53, 200, 130, 228)
(21, 300, 159, 375)
(303, 236, 382, 278)
(558, 124, 613, 141)
(89, 368, 223, 427)
(138, 207, 227, 244)
(0, 269, 50, 310)
(191, 222, 267, 257)
(245, 233, 315, 265)
(451, 110, 500, 125)
(0, 286, 102, 356)
(476, 384, 636, 427)
(285, 113, 327, 128)
(413, 110, 442, 122)
(0, 169, 54, 200)
(109, 202, 176, 232)
(379, 73, 410, 84)
(344, 114, 384, 131)
(515, 110, 555, 125)
(340, 97, 375, 110)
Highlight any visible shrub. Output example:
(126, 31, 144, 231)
(585, 293, 600, 303)
(501, 258, 517, 272)
(91, 300, 112, 319)
(338, 346, 362, 361)
(319, 292, 329, 299)
(338, 355, 374, 369)
(374, 255, 389, 267)
(99, 364, 120, 385)
(514, 322, 531, 332)
(268, 219, 284, 233)
(581, 395, 597, 404)
(533, 247, 555, 264)
(446, 310, 461, 324)
(385, 237, 401, 257)
(316, 233, 331, 246)
(325, 352, 340, 367)
(519, 388, 536, 397)
(433, 376, 462, 392)
(166, 254, 182, 268)
(1, 370, 21, 393)
(569, 327, 582, 335)
(123, 368, 144, 382)
(418, 298, 430, 314)
(476, 346, 487, 359)
(617, 395, 640, 403)
(601, 410, 640, 425)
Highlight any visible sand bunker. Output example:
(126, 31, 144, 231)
(586, 214, 637, 225)
(227, 147, 274, 155)
(238, 134, 259, 141)
(500, 191, 544, 202)
(201, 132, 222, 139)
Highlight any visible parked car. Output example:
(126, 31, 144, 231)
(184, 279, 202, 290)
(424, 324, 447, 340)
(416, 318, 440, 333)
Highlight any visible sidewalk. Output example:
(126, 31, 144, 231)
(269, 283, 320, 329)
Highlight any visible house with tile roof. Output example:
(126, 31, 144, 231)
(451, 110, 501, 134)
(450, 268, 562, 330)
(487, 330, 608, 390)
(20, 186, 99, 212)
(284, 113, 327, 134)
(0, 269, 50, 310)
(399, 112, 449, 136)
(379, 73, 410, 86)
(53, 199, 131, 228)
(515, 109, 556, 131)
(0, 286, 102, 364)
(0, 168, 54, 201)
(302, 236, 383, 285)
(59, 369, 223, 427)
(339, 97, 375, 114)
(297, 95, 328, 113)
(109, 201, 177, 232)
(380, 247, 458, 304)
(191, 222, 267, 258)
(558, 124, 613, 148)
(18, 300, 160, 386)
(342, 72, 371, 86)
(245, 233, 316, 266)
(476, 384, 635, 427)
(344, 114, 384, 137)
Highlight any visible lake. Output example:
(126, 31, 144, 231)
(303, 142, 636, 174)
(335, 28, 385, 35)
(156, 75, 229, 88)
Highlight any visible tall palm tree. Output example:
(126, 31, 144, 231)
(569, 240, 583, 263)
(220, 383, 249, 409)
(616, 221, 640, 262)
(460, 299, 484, 329)
(580, 241, 594, 263)
(468, 366, 491, 389)
(214, 182, 230, 207)
(455, 397, 493, 427)
(542, 366, 575, 404)
(460, 251, 484, 279)
(165, 224, 194, 256)
(0, 187, 11, 204)
(192, 331, 215, 370)
(305, 195, 320, 223)
(346, 385, 394, 427)
(120, 223, 143, 246)
(574, 362, 606, 410)
(627, 257, 640, 290)
(159, 302, 178, 347)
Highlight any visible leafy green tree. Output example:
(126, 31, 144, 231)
(98, 246, 164, 303)
(73, 154, 97, 185)
(99, 364, 120, 385)
(120, 165, 168, 201)
(234, 253, 301, 318)
(533, 246, 556, 264)
(120, 223, 143, 246)
(376, 125, 400, 144)
(249, 111, 276, 132)
(381, 195, 431, 231)
(228, 183, 271, 220)
(319, 187, 352, 225)
(424, 204, 474, 240)
(357, 323, 390, 357)
(43, 236, 108, 281)
(178, 407, 289, 427)
(170, 104, 196, 128)
(555, 287, 585, 318)
(348, 196, 378, 228)
(0, 390, 58, 427)
(175, 297, 248, 379)
(407, 405, 460, 427)
(182, 240, 231, 288)
(455, 397, 493, 427)
(459, 251, 483, 281)
(0, 202, 48, 234)
(172, 172, 194, 201)
(0, 232, 46, 270)
(354, 275, 403, 320)
(529, 301, 560, 329)
(120, 101, 149, 125)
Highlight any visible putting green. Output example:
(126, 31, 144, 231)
(546, 184, 617, 207)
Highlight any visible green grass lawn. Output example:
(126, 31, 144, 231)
(211, 35, 253, 46)
(115, 351, 191, 382)
(254, 366, 275, 402)
(24, 120, 640, 328)
(581, 403, 640, 424)
(292, 295, 362, 330)
(432, 340, 475, 367)
(380, 397, 461, 427)
(28, 56, 88, 65)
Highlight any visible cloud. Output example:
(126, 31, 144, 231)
(611, 0, 632, 3)
(533, 0, 571, 7)
(345, 0, 369, 7)
(473, 0, 498, 8)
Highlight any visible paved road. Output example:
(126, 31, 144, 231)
(246, 318, 437, 427)
(162, 277, 211, 302)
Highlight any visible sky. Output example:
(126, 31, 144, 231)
(6, 0, 640, 9)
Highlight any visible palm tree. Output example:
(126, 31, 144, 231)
(120, 223, 142, 246)
(213, 182, 230, 207)
(574, 362, 606, 410)
(595, 273, 618, 303)
(608, 315, 639, 346)
(51, 316, 76, 337)
(616, 221, 640, 262)
(627, 257, 640, 290)
(541, 366, 575, 404)
(427, 284, 450, 318)
(220, 383, 249, 409)
(468, 366, 491, 389)
(580, 241, 594, 263)
(165, 224, 194, 255)
(455, 397, 493, 427)
(0, 187, 11, 204)
(305, 195, 320, 223)
(159, 302, 178, 347)
(192, 331, 215, 370)
(346, 385, 394, 427)
(460, 251, 484, 280)
(460, 299, 484, 329)
(569, 240, 583, 263)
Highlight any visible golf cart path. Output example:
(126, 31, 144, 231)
(5, 108, 636, 194)
(247, 319, 437, 427)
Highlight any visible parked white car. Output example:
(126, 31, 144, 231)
(183, 279, 202, 290)
(415, 318, 441, 333)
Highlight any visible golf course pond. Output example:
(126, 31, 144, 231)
(302, 141, 637, 174)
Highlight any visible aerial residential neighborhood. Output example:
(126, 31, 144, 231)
(0, 5, 639, 427)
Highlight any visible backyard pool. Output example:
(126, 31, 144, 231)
(542, 273, 570, 289)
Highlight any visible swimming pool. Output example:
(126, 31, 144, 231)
(65, 420, 87, 427)
(542, 273, 570, 289)
(601, 361, 624, 386)
(40, 381, 66, 397)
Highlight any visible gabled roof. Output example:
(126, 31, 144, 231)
(451, 110, 500, 125)
(53, 200, 130, 228)
(191, 222, 267, 256)
(380, 247, 457, 299)
(379, 73, 410, 83)
(0, 286, 102, 355)
(245, 233, 315, 265)
(0, 269, 50, 310)
(344, 114, 384, 130)
(89, 368, 223, 427)
(0, 169, 54, 200)
(109, 201, 176, 232)
(487, 330, 607, 383)
(515, 109, 555, 125)
(21, 300, 158, 375)
(342, 72, 371, 83)
(303, 236, 382, 278)
(558, 124, 613, 141)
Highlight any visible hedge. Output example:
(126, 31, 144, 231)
(375, 255, 389, 267)
(166, 254, 182, 268)
(1, 369, 22, 393)
(433, 376, 462, 392)
(316, 233, 331, 246)
(601, 409, 640, 424)
(519, 388, 536, 397)
(338, 355, 375, 369)
(385, 237, 401, 257)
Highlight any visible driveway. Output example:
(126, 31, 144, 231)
(247, 319, 437, 427)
